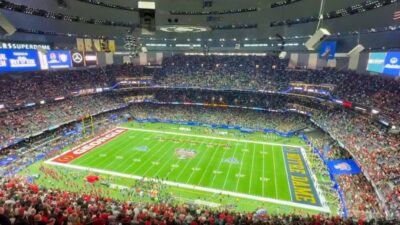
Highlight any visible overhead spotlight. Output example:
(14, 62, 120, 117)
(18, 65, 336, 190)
(304, 28, 331, 51)
(279, 51, 287, 59)
(0, 14, 16, 36)
(347, 44, 365, 57)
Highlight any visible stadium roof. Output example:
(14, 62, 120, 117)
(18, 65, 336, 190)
(0, 0, 399, 52)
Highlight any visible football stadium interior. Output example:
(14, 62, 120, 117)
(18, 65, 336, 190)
(0, 0, 399, 224)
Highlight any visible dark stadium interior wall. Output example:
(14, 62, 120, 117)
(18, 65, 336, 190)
(274, 4, 399, 42)
(356, 52, 370, 74)
(324, 0, 366, 10)
(286, 52, 378, 74)
(96, 0, 136, 8)
(0, 9, 129, 38)
(335, 57, 350, 71)
(9, 0, 138, 22)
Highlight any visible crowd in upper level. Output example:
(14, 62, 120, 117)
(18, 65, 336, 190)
(0, 55, 399, 220)
(0, 55, 398, 123)
(0, 102, 394, 222)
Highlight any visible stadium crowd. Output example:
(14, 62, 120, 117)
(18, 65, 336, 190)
(0, 55, 399, 222)
(0, 55, 398, 123)
(0, 94, 128, 149)
(2, 174, 398, 225)
(312, 110, 400, 219)
(0, 99, 395, 220)
(129, 104, 310, 132)
(157, 55, 400, 122)
(0, 64, 150, 110)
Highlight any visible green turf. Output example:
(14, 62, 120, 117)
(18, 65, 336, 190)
(19, 122, 338, 214)
(70, 127, 293, 201)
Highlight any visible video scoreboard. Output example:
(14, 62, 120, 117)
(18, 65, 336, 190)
(367, 52, 400, 77)
(0, 49, 98, 73)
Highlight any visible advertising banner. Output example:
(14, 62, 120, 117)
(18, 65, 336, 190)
(0, 49, 41, 72)
(39, 50, 72, 69)
(367, 52, 400, 77)
(93, 39, 101, 51)
(84, 38, 93, 52)
(84, 52, 98, 66)
(108, 40, 116, 52)
(326, 159, 362, 175)
(76, 38, 85, 52)
(382, 52, 400, 76)
(71, 51, 84, 67)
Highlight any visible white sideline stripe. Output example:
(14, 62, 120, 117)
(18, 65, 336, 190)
(46, 128, 124, 162)
(299, 148, 330, 211)
(118, 127, 303, 147)
(44, 160, 331, 213)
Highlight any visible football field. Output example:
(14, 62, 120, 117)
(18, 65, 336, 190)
(45, 122, 329, 213)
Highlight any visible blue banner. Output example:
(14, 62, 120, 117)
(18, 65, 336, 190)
(382, 52, 400, 77)
(0, 49, 41, 72)
(64, 130, 78, 136)
(0, 155, 17, 166)
(319, 41, 336, 60)
(327, 159, 362, 175)
(136, 118, 296, 137)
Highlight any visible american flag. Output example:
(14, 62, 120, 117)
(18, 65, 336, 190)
(394, 10, 400, 21)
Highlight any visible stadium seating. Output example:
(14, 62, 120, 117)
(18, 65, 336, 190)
(1, 55, 399, 223)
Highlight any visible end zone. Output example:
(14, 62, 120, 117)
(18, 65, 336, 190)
(48, 128, 128, 164)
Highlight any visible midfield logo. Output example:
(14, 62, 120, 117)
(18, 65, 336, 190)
(175, 148, 197, 159)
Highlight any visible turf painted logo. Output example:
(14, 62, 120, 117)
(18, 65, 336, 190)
(52, 128, 128, 164)
(334, 162, 351, 171)
(224, 157, 241, 164)
(135, 146, 149, 152)
(175, 148, 197, 159)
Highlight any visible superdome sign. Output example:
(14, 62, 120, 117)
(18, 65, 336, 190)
(367, 52, 400, 77)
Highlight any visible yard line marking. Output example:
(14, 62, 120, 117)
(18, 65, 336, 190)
(272, 145, 278, 199)
(222, 142, 240, 190)
(119, 127, 303, 148)
(101, 132, 159, 172)
(152, 135, 195, 178)
(197, 139, 222, 185)
(48, 128, 129, 164)
(174, 137, 211, 181)
(132, 134, 177, 174)
(45, 160, 331, 213)
(282, 146, 294, 201)
(140, 135, 182, 176)
(248, 142, 256, 194)
(70, 131, 134, 166)
(120, 133, 164, 174)
(262, 144, 265, 196)
(76, 132, 145, 169)
(209, 141, 231, 188)
(184, 138, 216, 184)
(235, 142, 247, 192)
(101, 132, 155, 171)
